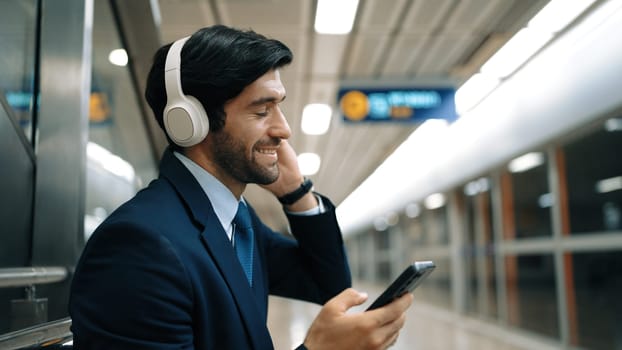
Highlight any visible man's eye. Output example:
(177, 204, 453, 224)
(256, 106, 271, 116)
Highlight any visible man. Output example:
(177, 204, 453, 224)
(69, 25, 412, 349)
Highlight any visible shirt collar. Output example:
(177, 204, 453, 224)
(173, 151, 239, 236)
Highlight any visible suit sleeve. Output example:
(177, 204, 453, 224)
(69, 221, 195, 350)
(259, 193, 352, 304)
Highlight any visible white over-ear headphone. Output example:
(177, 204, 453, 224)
(163, 36, 209, 147)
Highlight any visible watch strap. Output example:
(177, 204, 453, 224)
(278, 178, 313, 205)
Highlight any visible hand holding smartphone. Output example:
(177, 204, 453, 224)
(366, 260, 435, 311)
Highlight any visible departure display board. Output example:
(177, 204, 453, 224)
(338, 87, 457, 123)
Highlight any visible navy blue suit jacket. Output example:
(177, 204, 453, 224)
(69, 149, 351, 349)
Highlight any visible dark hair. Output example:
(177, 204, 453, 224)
(145, 25, 293, 150)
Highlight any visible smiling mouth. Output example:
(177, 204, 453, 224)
(255, 147, 277, 156)
(254, 138, 280, 163)
(254, 147, 278, 165)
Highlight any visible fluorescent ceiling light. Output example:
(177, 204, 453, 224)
(424, 193, 446, 210)
(455, 73, 500, 115)
(528, 0, 597, 33)
(508, 152, 544, 173)
(108, 49, 128, 66)
(301, 103, 332, 135)
(297, 152, 321, 175)
(314, 0, 359, 34)
(481, 28, 553, 79)
(596, 176, 622, 194)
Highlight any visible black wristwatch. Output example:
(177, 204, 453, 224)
(278, 178, 313, 205)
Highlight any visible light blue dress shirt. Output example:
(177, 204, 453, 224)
(174, 151, 324, 241)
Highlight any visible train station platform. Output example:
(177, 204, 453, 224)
(267, 281, 561, 350)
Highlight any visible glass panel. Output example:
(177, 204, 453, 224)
(463, 191, 479, 315)
(507, 152, 553, 238)
(356, 234, 369, 280)
(403, 211, 427, 274)
(0, 0, 38, 141)
(374, 229, 390, 250)
(374, 228, 391, 282)
(85, 0, 157, 239)
(506, 254, 559, 338)
(416, 256, 451, 309)
(376, 260, 391, 282)
(563, 118, 622, 234)
(347, 238, 357, 279)
(403, 198, 451, 308)
(571, 251, 622, 350)
(480, 189, 498, 319)
(405, 213, 424, 249)
(361, 233, 374, 280)
(423, 204, 449, 245)
(463, 180, 498, 319)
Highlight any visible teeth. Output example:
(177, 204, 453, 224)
(257, 148, 276, 154)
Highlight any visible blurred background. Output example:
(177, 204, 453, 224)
(1, 0, 621, 349)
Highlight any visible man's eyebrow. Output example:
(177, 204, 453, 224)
(248, 95, 287, 107)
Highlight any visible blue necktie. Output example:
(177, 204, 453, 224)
(233, 201, 254, 285)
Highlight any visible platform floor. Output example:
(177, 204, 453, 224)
(267, 281, 562, 350)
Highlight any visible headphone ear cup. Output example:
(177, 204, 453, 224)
(163, 94, 209, 147)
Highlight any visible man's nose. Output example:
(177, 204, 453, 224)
(269, 106, 291, 139)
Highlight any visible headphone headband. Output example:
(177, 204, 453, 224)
(162, 36, 210, 147)
(164, 36, 190, 101)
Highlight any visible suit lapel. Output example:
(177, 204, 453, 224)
(159, 149, 273, 349)
(251, 240, 267, 320)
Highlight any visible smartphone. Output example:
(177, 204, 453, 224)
(366, 260, 436, 311)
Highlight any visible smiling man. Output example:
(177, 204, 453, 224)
(69, 25, 413, 350)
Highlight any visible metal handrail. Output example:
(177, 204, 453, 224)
(0, 317, 72, 349)
(0, 267, 68, 288)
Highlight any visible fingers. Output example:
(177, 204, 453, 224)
(304, 289, 412, 350)
(260, 139, 305, 195)
(367, 294, 411, 349)
(377, 311, 406, 348)
(325, 288, 369, 313)
(391, 292, 414, 312)
(384, 330, 401, 349)
(275, 140, 300, 175)
(367, 292, 414, 326)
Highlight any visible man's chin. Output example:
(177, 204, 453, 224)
(251, 169, 279, 185)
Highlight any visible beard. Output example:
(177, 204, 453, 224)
(210, 129, 280, 185)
